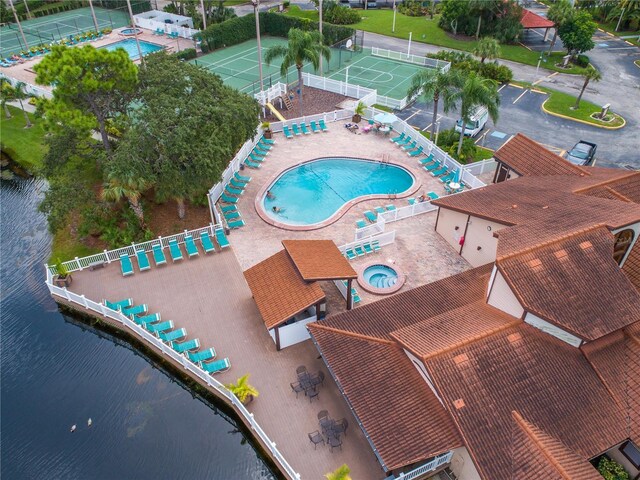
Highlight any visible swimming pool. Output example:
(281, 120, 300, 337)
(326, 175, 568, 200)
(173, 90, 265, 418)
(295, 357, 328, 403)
(101, 39, 163, 60)
(262, 158, 414, 228)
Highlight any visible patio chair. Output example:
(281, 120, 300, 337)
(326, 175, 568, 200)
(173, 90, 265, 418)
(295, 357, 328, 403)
(296, 365, 308, 375)
(184, 234, 199, 257)
(439, 172, 456, 184)
(328, 434, 342, 452)
(396, 135, 412, 147)
(234, 172, 252, 183)
(371, 240, 381, 252)
(354, 245, 366, 257)
(253, 146, 269, 157)
(248, 153, 265, 164)
(431, 166, 449, 177)
(257, 139, 272, 150)
(225, 185, 244, 196)
(168, 239, 184, 261)
(386, 205, 396, 211)
(261, 136, 275, 145)
(104, 298, 133, 311)
(427, 191, 440, 200)
(228, 219, 245, 229)
(202, 357, 231, 375)
(133, 312, 160, 326)
(168, 31, 179, 39)
(363, 210, 377, 223)
(229, 179, 246, 191)
(152, 243, 167, 266)
(355, 219, 367, 229)
(300, 122, 311, 135)
(408, 198, 415, 205)
(136, 248, 150, 271)
(374, 206, 385, 214)
(200, 231, 216, 254)
(332, 418, 349, 437)
(283, 125, 294, 139)
(291, 124, 302, 136)
(221, 193, 239, 204)
(307, 385, 319, 403)
(317, 410, 329, 421)
(224, 211, 241, 221)
(363, 242, 373, 254)
(390, 131, 405, 143)
(120, 253, 134, 277)
(345, 248, 356, 260)
(419, 153, 435, 165)
(290, 381, 305, 398)
(244, 159, 261, 169)
(353, 293, 361, 304)
(308, 431, 325, 449)
(318, 119, 329, 131)
(171, 338, 199, 354)
(159, 328, 187, 343)
(401, 140, 417, 151)
(188, 347, 216, 363)
(310, 121, 320, 133)
(215, 228, 230, 248)
(123, 304, 147, 316)
(424, 161, 442, 172)
(408, 146, 425, 157)
(311, 371, 325, 387)
(147, 320, 174, 334)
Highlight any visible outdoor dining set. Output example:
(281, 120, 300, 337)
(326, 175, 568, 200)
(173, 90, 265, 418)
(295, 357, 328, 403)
(308, 410, 349, 453)
(290, 365, 325, 402)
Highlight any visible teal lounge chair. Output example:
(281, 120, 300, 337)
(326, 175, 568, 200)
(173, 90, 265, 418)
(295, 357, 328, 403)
(427, 191, 439, 200)
(221, 204, 237, 213)
(159, 328, 187, 343)
(439, 172, 456, 184)
(152, 244, 166, 266)
(136, 249, 150, 272)
(244, 159, 261, 169)
(261, 136, 275, 145)
(168, 239, 184, 261)
(120, 254, 134, 277)
(283, 125, 293, 139)
(147, 320, 174, 334)
(371, 240, 381, 252)
(224, 211, 241, 221)
(363, 243, 373, 254)
(300, 122, 311, 135)
(424, 161, 441, 172)
(291, 124, 302, 136)
(310, 121, 320, 133)
(228, 219, 245, 229)
(168, 31, 179, 39)
(431, 166, 448, 177)
(225, 185, 243, 196)
(221, 193, 239, 204)
(234, 172, 251, 183)
(184, 234, 199, 257)
(356, 219, 367, 228)
(419, 153, 434, 165)
(386, 205, 396, 211)
(354, 245, 365, 256)
(401, 140, 417, 151)
(319, 119, 328, 131)
(374, 206, 385, 214)
(133, 312, 161, 326)
(200, 231, 216, 253)
(248, 153, 264, 163)
(345, 248, 356, 260)
(353, 294, 361, 304)
(202, 357, 231, 374)
(257, 140, 272, 150)
(408, 198, 416, 205)
(254, 146, 269, 157)
(215, 228, 230, 248)
(123, 304, 148, 316)
(104, 298, 133, 311)
(172, 338, 199, 354)
(390, 132, 405, 143)
(230, 179, 248, 190)
(364, 210, 377, 223)
(408, 146, 424, 157)
(397, 136, 412, 147)
(188, 347, 216, 363)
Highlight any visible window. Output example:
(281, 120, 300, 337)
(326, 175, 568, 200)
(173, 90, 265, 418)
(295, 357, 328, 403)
(613, 229, 635, 265)
(619, 440, 640, 469)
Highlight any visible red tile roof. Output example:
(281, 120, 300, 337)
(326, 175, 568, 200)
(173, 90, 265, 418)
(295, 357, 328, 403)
(520, 9, 555, 29)
(282, 240, 357, 281)
(244, 250, 325, 329)
(623, 243, 640, 293)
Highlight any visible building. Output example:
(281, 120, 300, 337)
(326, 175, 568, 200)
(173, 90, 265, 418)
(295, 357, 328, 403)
(309, 135, 640, 479)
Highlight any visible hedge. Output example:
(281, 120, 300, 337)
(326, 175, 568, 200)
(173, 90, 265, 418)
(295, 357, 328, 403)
(196, 12, 355, 52)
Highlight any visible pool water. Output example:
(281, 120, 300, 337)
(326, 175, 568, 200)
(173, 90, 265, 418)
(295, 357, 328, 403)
(120, 28, 143, 36)
(101, 39, 163, 60)
(363, 264, 399, 289)
(263, 158, 414, 226)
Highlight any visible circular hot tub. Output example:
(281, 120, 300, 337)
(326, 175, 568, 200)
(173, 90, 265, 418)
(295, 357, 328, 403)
(358, 261, 405, 295)
(120, 28, 143, 36)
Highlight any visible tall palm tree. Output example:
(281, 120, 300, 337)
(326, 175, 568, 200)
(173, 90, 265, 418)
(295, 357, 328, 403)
(407, 68, 464, 140)
(0, 79, 14, 119)
(473, 37, 501, 63)
(13, 81, 31, 128)
(102, 169, 150, 228)
(574, 65, 602, 110)
(451, 72, 500, 156)
(226, 374, 259, 404)
(325, 464, 351, 480)
(264, 29, 331, 117)
(547, 0, 574, 53)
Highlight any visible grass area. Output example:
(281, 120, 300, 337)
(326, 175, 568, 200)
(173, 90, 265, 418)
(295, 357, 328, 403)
(372, 103, 393, 112)
(50, 227, 102, 264)
(223, 0, 249, 5)
(419, 130, 494, 163)
(596, 21, 639, 45)
(284, 5, 319, 21)
(541, 87, 625, 128)
(0, 105, 46, 173)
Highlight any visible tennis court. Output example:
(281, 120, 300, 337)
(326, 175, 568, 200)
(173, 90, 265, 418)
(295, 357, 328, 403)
(0, 7, 129, 58)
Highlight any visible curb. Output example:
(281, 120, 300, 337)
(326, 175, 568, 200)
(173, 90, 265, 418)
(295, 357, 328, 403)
(541, 99, 626, 130)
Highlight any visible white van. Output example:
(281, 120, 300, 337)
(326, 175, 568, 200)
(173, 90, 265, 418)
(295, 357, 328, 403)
(455, 106, 489, 137)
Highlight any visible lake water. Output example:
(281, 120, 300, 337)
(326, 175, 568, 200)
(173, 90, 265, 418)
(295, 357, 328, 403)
(0, 174, 275, 479)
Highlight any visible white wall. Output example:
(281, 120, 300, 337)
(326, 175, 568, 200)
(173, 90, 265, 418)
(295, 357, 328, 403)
(404, 349, 444, 406)
(436, 208, 468, 253)
(524, 312, 583, 347)
(487, 270, 524, 319)
(460, 216, 506, 267)
(275, 315, 317, 349)
(613, 222, 640, 267)
(607, 442, 640, 478)
(450, 447, 482, 480)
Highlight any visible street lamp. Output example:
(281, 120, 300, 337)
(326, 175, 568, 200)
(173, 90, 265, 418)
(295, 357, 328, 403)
(7, 0, 29, 51)
(200, 0, 207, 30)
(319, 0, 323, 75)
(392, 0, 397, 33)
(126, 0, 144, 65)
(252, 0, 264, 92)
(88, 0, 99, 32)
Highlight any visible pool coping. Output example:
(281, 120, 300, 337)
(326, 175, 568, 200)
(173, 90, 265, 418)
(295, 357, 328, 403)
(356, 259, 406, 295)
(253, 156, 422, 231)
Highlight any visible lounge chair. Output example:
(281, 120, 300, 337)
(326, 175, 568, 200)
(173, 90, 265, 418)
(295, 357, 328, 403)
(168, 31, 179, 39)
(261, 136, 275, 145)
(202, 357, 231, 374)
(355, 219, 367, 228)
(319, 119, 328, 132)
(371, 240, 381, 252)
(353, 294, 361, 304)
(225, 185, 243, 196)
(439, 172, 456, 184)
(120, 254, 134, 277)
(215, 228, 230, 248)
(147, 320, 174, 334)
(244, 159, 261, 169)
(390, 132, 405, 143)
(408, 146, 424, 157)
(159, 328, 187, 343)
(257, 140, 272, 150)
(220, 204, 237, 213)
(172, 338, 200, 354)
(228, 219, 245, 229)
(291, 124, 302, 136)
(184, 234, 199, 257)
(283, 125, 293, 139)
(397, 136, 412, 147)
(419, 153, 435, 165)
(431, 166, 449, 177)
(386, 204, 396, 211)
(104, 298, 133, 311)
(310, 121, 320, 133)
(224, 211, 241, 221)
(188, 347, 216, 363)
(253, 146, 269, 157)
(133, 312, 161, 326)
(345, 248, 356, 260)
(427, 191, 440, 200)
(168, 239, 184, 262)
(401, 140, 417, 151)
(374, 206, 385, 214)
(221, 193, 239, 204)
(363, 242, 373, 254)
(228, 179, 246, 191)
(152, 244, 167, 266)
(136, 249, 151, 272)
(408, 198, 416, 205)
(363, 210, 377, 223)
(123, 304, 148, 316)
(200, 231, 216, 253)
(248, 153, 264, 163)
(234, 172, 251, 183)
(354, 245, 366, 256)
(154, 28, 165, 35)
(300, 122, 311, 135)
(424, 161, 442, 172)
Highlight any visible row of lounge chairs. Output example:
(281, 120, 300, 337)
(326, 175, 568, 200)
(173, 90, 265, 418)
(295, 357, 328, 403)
(220, 172, 252, 229)
(119, 229, 229, 276)
(283, 120, 328, 139)
(241, 137, 274, 170)
(358, 205, 396, 226)
(152, 28, 179, 39)
(103, 298, 231, 375)
(421, 157, 461, 185)
(389, 132, 427, 157)
(408, 192, 439, 204)
(344, 240, 381, 260)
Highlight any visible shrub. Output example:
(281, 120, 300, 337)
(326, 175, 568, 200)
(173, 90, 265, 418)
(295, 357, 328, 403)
(283, 1, 290, 7)
(324, 3, 361, 25)
(101, 28, 112, 34)
(478, 62, 513, 83)
(576, 54, 590, 67)
(175, 48, 197, 60)
(427, 51, 513, 83)
(597, 457, 629, 480)
(398, 0, 427, 17)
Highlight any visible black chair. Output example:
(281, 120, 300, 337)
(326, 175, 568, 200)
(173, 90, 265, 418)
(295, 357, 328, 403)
(317, 410, 329, 421)
(307, 385, 319, 403)
(290, 381, 305, 398)
(311, 371, 325, 387)
(319, 416, 334, 434)
(296, 365, 307, 376)
(328, 434, 342, 452)
(332, 418, 348, 437)
(308, 430, 325, 450)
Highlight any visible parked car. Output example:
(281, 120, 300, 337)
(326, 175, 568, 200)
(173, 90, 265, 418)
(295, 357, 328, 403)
(565, 141, 597, 166)
(455, 106, 489, 138)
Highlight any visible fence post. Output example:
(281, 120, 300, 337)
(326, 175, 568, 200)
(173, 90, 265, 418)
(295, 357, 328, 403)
(81, 295, 89, 308)
(75, 257, 82, 271)
(63, 287, 71, 301)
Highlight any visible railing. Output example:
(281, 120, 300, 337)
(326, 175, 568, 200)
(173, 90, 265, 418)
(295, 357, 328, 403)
(44, 272, 301, 480)
(255, 82, 287, 106)
(377, 201, 438, 223)
(371, 47, 451, 73)
(46, 225, 219, 275)
(301, 72, 378, 105)
(269, 109, 353, 133)
(0, 74, 52, 98)
(355, 220, 386, 241)
(391, 451, 454, 480)
(133, 16, 199, 38)
(340, 230, 396, 253)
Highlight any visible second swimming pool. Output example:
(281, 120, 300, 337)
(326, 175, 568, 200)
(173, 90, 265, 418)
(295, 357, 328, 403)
(262, 157, 414, 227)
(101, 39, 163, 60)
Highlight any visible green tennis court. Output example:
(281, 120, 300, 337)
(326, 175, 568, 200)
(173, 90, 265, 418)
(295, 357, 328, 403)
(0, 7, 129, 58)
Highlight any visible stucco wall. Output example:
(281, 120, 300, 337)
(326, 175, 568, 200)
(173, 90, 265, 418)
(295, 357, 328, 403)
(487, 270, 524, 319)
(450, 447, 482, 480)
(403, 349, 444, 406)
(460, 216, 506, 267)
(607, 442, 640, 478)
(435, 208, 468, 253)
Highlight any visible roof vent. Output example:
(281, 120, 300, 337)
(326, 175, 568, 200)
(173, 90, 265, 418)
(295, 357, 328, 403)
(453, 399, 466, 410)
(579, 241, 593, 250)
(542, 205, 549, 210)
(507, 333, 522, 344)
(511, 204, 518, 209)
(453, 353, 469, 365)
(554, 249, 569, 261)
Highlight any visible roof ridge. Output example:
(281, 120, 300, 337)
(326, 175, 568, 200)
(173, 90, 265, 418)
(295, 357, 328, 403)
(572, 170, 639, 194)
(604, 185, 633, 203)
(308, 322, 395, 345)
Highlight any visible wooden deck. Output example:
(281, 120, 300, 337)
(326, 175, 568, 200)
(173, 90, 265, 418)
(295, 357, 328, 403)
(68, 246, 385, 480)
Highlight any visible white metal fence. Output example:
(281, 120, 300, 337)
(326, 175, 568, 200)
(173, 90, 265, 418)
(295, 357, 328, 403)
(371, 47, 451, 73)
(340, 230, 396, 254)
(255, 82, 287, 106)
(378, 201, 438, 223)
(44, 270, 300, 480)
(392, 451, 454, 480)
(133, 16, 199, 38)
(301, 72, 378, 105)
(0, 74, 52, 98)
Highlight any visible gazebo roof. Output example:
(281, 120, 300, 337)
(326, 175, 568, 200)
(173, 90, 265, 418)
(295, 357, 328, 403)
(520, 9, 555, 29)
(282, 240, 357, 281)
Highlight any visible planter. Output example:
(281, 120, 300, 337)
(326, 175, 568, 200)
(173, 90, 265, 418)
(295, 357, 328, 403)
(263, 129, 273, 140)
(242, 394, 254, 405)
(352, 114, 362, 123)
(54, 274, 72, 287)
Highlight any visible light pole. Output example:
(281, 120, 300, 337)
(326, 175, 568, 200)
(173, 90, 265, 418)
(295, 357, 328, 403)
(200, 0, 207, 29)
(126, 0, 144, 65)
(392, 0, 396, 33)
(88, 0, 100, 32)
(535, 52, 543, 76)
(8, 0, 29, 51)
(22, 0, 31, 19)
(252, 0, 264, 91)
(319, 0, 323, 75)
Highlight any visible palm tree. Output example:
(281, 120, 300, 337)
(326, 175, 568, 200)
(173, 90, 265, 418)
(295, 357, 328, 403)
(547, 0, 574, 53)
(574, 65, 602, 110)
(407, 68, 464, 141)
(473, 37, 501, 63)
(102, 169, 150, 228)
(226, 374, 259, 404)
(264, 28, 331, 117)
(452, 72, 500, 156)
(0, 79, 14, 119)
(325, 464, 351, 480)
(13, 81, 31, 127)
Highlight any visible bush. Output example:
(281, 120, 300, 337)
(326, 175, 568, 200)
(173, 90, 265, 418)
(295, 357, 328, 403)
(101, 28, 112, 34)
(175, 48, 197, 60)
(324, 2, 361, 25)
(428, 51, 513, 83)
(398, 0, 427, 17)
(597, 457, 629, 480)
(576, 54, 590, 67)
(283, 1, 290, 7)
(478, 62, 513, 83)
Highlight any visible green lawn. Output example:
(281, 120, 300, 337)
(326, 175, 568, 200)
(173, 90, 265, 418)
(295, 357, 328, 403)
(540, 87, 625, 128)
(50, 228, 102, 264)
(284, 5, 319, 21)
(223, 0, 249, 5)
(596, 21, 639, 45)
(0, 105, 46, 173)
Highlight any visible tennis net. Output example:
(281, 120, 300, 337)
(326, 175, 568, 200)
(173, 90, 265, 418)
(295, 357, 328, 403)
(5, 22, 55, 44)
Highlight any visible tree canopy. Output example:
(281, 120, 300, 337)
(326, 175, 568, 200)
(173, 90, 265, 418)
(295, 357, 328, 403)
(473, 37, 501, 63)
(558, 11, 597, 58)
(439, 0, 523, 43)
